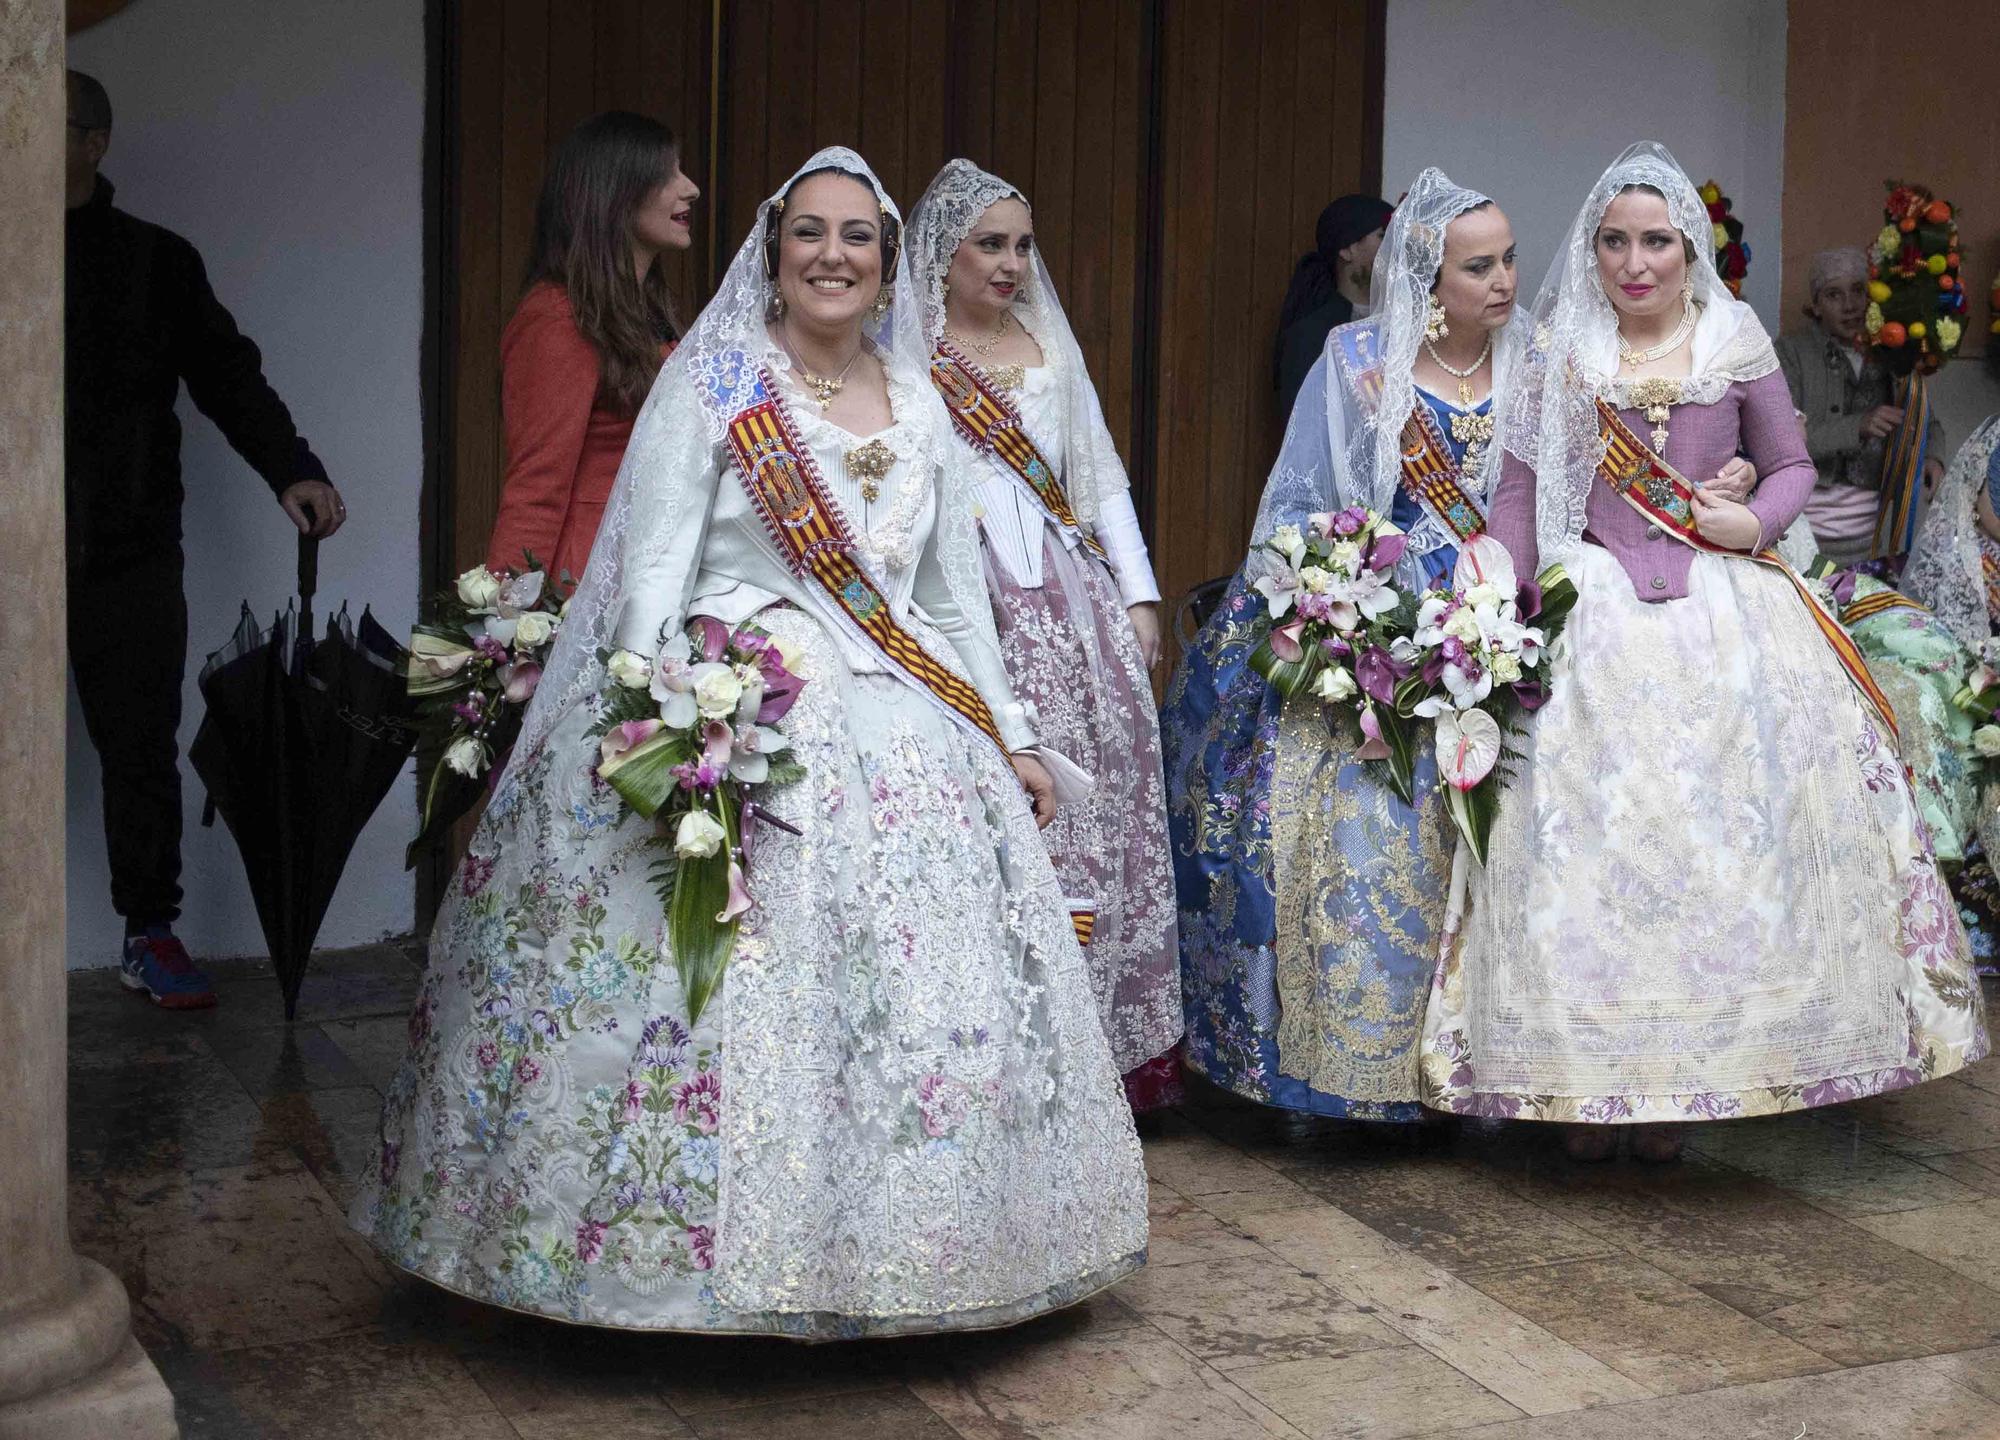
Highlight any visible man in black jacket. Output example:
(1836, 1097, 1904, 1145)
(66, 70, 348, 1008)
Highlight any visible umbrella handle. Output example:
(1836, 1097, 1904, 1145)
(298, 533, 320, 642)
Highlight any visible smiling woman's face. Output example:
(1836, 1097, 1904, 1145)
(774, 171, 883, 332)
(1594, 186, 1689, 321)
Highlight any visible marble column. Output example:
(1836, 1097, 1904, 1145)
(0, 4, 179, 1436)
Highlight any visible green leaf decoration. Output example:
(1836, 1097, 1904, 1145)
(670, 848, 738, 1027)
(1249, 633, 1325, 699)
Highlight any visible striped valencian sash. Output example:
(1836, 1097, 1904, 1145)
(721, 365, 1007, 758)
(1870, 371, 1933, 559)
(1596, 397, 1900, 746)
(929, 343, 1106, 558)
(1839, 586, 1925, 627)
(1398, 401, 1488, 543)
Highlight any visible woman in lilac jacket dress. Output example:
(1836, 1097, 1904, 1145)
(1420, 144, 1988, 1161)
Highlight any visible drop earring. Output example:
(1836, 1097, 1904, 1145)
(1425, 293, 1449, 342)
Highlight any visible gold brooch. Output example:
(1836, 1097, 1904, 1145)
(844, 438, 897, 502)
(986, 364, 1026, 393)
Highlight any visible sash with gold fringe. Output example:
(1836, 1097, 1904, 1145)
(722, 366, 1008, 757)
(1398, 401, 1488, 544)
(1869, 371, 1932, 559)
(1595, 397, 1900, 746)
(930, 344, 1106, 559)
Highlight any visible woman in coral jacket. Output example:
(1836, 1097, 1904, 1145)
(485, 110, 700, 585)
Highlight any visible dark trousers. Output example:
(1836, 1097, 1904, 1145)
(69, 544, 187, 929)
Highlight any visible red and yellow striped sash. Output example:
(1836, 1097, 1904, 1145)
(1068, 905, 1096, 948)
(1839, 587, 1924, 627)
(929, 344, 1106, 558)
(1870, 371, 1932, 559)
(1596, 397, 1900, 747)
(1398, 403, 1488, 544)
(724, 377, 1007, 756)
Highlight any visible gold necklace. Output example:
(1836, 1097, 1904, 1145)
(1617, 295, 1697, 368)
(947, 308, 1014, 357)
(781, 327, 862, 411)
(1423, 333, 1492, 407)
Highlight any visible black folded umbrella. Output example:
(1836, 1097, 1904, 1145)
(189, 535, 419, 1019)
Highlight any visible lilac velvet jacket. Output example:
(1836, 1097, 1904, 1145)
(1485, 369, 1816, 601)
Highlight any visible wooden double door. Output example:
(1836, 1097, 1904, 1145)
(434, 0, 1382, 641)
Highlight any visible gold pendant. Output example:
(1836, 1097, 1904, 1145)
(1457, 379, 1474, 407)
(844, 437, 897, 503)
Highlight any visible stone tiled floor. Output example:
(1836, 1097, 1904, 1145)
(68, 948, 2000, 1439)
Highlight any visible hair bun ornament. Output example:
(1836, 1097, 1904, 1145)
(1698, 179, 1750, 299)
(1867, 180, 1963, 376)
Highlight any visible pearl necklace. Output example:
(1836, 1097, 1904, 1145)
(1422, 333, 1492, 407)
(1617, 296, 1698, 368)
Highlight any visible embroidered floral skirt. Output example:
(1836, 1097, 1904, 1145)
(986, 536, 1183, 1110)
(1839, 574, 1981, 866)
(1157, 568, 1446, 1121)
(1423, 546, 1990, 1123)
(351, 606, 1149, 1335)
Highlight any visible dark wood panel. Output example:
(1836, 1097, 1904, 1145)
(1150, 0, 1383, 644)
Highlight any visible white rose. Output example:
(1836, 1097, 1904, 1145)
(690, 661, 744, 719)
(1463, 582, 1502, 611)
(1314, 666, 1358, 703)
(606, 650, 653, 689)
(443, 736, 487, 778)
(1270, 524, 1305, 561)
(512, 611, 556, 649)
(675, 809, 727, 859)
(1443, 608, 1483, 644)
(1490, 651, 1523, 684)
(1298, 565, 1332, 594)
(455, 566, 502, 611)
(1330, 540, 1363, 574)
(1974, 726, 2000, 758)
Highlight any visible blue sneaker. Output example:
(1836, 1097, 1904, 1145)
(120, 928, 217, 1010)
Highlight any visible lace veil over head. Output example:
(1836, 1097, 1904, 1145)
(1498, 140, 1778, 567)
(1252, 166, 1527, 577)
(1904, 416, 2000, 649)
(510, 146, 989, 767)
(906, 158, 1130, 525)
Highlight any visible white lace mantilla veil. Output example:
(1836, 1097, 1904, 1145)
(510, 146, 996, 768)
(1250, 167, 1529, 575)
(905, 158, 1130, 526)
(1905, 415, 2000, 648)
(1498, 141, 1779, 570)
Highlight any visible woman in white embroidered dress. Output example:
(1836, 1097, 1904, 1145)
(351, 149, 1149, 1336)
(907, 159, 1183, 1113)
(1421, 143, 1988, 1162)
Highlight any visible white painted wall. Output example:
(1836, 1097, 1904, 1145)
(66, 1, 424, 967)
(1383, 0, 1789, 332)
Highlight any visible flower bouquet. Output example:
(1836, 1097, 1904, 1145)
(405, 562, 567, 864)
(1387, 535, 1576, 863)
(1867, 182, 1964, 375)
(593, 617, 807, 1025)
(1953, 637, 2000, 788)
(1698, 179, 1750, 299)
(1246, 504, 1419, 786)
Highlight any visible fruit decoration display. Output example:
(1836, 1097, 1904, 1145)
(1698, 180, 1749, 298)
(1867, 182, 1963, 375)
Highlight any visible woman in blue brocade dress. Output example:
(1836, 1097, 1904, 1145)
(1160, 170, 1535, 1119)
